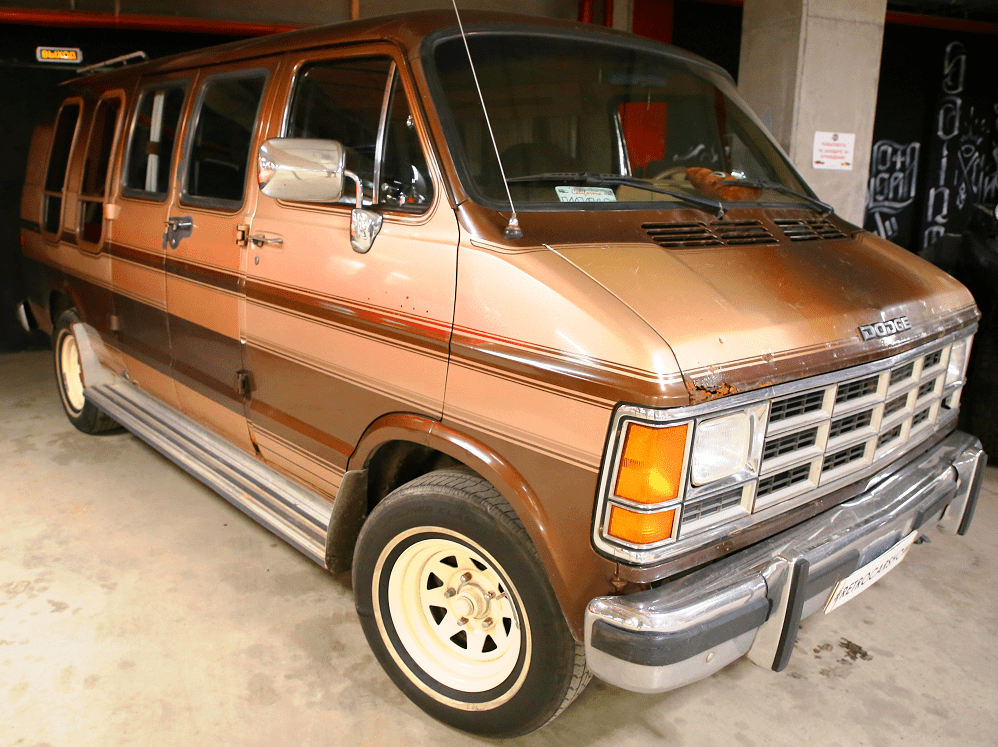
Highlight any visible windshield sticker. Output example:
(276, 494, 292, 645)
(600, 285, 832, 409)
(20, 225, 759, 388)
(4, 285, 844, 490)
(555, 186, 616, 202)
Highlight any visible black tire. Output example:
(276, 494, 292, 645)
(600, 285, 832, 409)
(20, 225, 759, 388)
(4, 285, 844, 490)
(53, 309, 120, 434)
(353, 470, 589, 737)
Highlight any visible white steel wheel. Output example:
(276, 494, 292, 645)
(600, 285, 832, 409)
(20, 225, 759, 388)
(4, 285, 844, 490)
(58, 329, 86, 414)
(378, 529, 529, 701)
(354, 470, 590, 738)
(52, 309, 120, 434)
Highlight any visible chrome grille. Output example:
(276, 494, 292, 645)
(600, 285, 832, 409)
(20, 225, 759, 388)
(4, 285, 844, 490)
(884, 393, 908, 417)
(889, 362, 914, 386)
(823, 443, 866, 472)
(877, 423, 903, 448)
(829, 410, 872, 439)
(770, 390, 824, 422)
(763, 427, 818, 460)
(682, 486, 744, 525)
(758, 464, 812, 498)
(752, 343, 951, 512)
(599, 335, 971, 562)
(835, 375, 879, 404)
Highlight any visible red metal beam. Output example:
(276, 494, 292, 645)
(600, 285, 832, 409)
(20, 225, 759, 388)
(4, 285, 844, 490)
(0, 8, 301, 36)
(652, 0, 997, 35)
(885, 10, 998, 35)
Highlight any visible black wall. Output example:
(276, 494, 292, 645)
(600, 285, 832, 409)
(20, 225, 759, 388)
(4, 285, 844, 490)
(864, 25, 998, 253)
(0, 24, 245, 351)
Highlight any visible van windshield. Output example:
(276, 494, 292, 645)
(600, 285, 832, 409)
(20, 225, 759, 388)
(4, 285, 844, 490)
(431, 33, 817, 211)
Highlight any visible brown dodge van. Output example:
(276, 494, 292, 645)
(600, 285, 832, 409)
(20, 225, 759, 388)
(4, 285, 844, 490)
(19, 11, 987, 737)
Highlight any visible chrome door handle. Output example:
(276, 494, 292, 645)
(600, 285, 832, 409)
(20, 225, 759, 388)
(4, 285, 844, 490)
(165, 216, 193, 230)
(163, 215, 194, 250)
(248, 234, 283, 247)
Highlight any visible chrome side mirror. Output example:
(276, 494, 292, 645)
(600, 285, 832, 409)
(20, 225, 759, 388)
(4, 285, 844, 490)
(257, 138, 346, 202)
(258, 137, 382, 253)
(340, 170, 382, 254)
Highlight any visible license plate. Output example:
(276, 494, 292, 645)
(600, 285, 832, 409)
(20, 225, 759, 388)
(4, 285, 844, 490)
(824, 531, 918, 613)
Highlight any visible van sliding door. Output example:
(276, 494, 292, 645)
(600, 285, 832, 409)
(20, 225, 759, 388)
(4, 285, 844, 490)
(112, 75, 191, 409)
(163, 61, 277, 452)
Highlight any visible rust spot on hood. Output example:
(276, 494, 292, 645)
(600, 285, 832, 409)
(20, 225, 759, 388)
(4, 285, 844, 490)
(684, 377, 738, 404)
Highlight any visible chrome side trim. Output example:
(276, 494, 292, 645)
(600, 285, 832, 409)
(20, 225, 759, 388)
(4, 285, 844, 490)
(84, 379, 333, 566)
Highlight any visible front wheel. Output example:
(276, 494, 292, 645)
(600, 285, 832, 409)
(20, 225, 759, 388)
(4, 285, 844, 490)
(353, 470, 589, 737)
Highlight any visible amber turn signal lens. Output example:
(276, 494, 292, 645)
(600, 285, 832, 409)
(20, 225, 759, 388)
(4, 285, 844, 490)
(606, 505, 676, 545)
(613, 422, 688, 504)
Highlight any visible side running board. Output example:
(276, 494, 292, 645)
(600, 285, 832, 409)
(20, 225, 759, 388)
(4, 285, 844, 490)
(85, 381, 333, 567)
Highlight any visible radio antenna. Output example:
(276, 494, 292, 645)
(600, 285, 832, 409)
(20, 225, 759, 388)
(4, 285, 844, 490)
(449, 0, 522, 240)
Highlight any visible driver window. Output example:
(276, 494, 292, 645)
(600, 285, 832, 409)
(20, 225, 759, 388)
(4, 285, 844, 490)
(285, 57, 433, 212)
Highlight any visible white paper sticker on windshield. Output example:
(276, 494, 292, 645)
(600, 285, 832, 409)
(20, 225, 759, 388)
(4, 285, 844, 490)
(555, 186, 616, 202)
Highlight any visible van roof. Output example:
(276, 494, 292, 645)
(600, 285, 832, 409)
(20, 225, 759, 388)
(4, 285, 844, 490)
(66, 10, 731, 86)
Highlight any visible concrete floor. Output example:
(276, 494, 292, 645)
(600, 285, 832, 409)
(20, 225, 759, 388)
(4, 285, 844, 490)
(2, 349, 997, 747)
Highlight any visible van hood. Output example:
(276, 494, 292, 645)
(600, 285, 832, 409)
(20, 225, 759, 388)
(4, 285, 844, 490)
(551, 231, 978, 401)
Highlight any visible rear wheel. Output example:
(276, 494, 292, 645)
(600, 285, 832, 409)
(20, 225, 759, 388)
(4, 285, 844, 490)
(353, 470, 589, 737)
(53, 309, 120, 434)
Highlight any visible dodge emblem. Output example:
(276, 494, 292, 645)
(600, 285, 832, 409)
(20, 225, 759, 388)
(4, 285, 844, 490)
(859, 316, 911, 341)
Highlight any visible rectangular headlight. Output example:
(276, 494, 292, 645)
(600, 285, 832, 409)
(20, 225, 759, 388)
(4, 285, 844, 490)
(945, 336, 973, 386)
(690, 412, 750, 485)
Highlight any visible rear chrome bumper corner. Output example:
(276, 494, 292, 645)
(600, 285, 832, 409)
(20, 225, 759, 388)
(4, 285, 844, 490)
(584, 430, 987, 694)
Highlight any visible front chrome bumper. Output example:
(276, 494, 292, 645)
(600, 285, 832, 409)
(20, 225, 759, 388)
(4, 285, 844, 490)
(584, 430, 987, 693)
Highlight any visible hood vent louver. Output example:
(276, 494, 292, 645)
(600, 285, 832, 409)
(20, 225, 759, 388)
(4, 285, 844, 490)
(774, 218, 846, 241)
(644, 220, 776, 248)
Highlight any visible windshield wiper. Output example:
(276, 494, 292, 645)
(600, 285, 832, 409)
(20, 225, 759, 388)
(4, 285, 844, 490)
(506, 172, 726, 219)
(716, 179, 833, 214)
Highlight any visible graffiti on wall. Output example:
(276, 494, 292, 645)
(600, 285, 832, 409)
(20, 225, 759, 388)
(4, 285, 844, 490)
(867, 140, 920, 240)
(922, 42, 997, 251)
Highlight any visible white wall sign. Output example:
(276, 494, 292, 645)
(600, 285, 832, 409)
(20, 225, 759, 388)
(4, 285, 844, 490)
(812, 131, 855, 170)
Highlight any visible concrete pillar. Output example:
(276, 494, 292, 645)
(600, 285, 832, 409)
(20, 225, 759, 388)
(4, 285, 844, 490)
(612, 0, 634, 33)
(737, 0, 888, 225)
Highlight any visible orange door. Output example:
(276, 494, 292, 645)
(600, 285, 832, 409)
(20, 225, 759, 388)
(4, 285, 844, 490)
(243, 49, 458, 494)
(111, 74, 193, 408)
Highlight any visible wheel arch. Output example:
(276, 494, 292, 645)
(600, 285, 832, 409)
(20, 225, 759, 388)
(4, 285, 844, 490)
(337, 413, 565, 610)
(49, 286, 81, 327)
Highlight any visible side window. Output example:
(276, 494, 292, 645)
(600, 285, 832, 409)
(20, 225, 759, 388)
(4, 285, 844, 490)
(286, 58, 433, 212)
(182, 71, 267, 208)
(380, 75, 434, 211)
(43, 101, 81, 234)
(124, 85, 187, 198)
(79, 96, 122, 244)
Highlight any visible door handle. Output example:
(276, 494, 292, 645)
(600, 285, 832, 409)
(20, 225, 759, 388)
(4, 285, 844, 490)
(165, 216, 193, 230)
(163, 215, 194, 250)
(248, 234, 283, 247)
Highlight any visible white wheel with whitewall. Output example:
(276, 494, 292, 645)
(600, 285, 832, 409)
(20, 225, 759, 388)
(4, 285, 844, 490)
(354, 470, 589, 737)
(379, 530, 528, 702)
